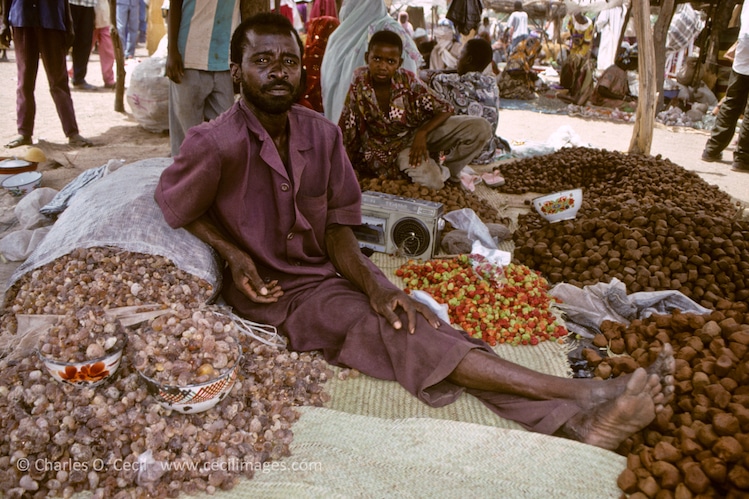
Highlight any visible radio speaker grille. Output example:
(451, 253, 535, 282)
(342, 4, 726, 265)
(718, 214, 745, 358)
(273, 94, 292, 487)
(392, 217, 430, 257)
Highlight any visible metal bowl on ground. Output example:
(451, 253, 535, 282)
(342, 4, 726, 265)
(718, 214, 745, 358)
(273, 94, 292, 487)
(0, 158, 38, 183)
(2, 171, 42, 196)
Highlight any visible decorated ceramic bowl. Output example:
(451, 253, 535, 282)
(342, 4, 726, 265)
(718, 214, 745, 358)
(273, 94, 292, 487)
(39, 344, 124, 388)
(532, 188, 583, 223)
(2, 171, 42, 196)
(137, 356, 240, 414)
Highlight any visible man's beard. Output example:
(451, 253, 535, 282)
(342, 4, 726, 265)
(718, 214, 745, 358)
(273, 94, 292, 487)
(240, 80, 301, 114)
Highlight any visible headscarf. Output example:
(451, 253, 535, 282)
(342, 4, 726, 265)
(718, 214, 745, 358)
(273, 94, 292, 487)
(320, 0, 422, 123)
(310, 0, 338, 20)
(303, 16, 340, 113)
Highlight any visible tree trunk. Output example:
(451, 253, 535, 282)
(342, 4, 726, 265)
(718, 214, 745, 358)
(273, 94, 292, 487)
(653, 0, 675, 113)
(629, 0, 656, 155)
(240, 0, 271, 20)
(109, 0, 126, 113)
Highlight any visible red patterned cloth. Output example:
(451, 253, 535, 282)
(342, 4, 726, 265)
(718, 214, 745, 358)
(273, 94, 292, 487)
(302, 16, 339, 113)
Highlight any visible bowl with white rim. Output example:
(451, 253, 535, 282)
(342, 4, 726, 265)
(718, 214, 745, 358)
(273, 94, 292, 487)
(0, 157, 38, 183)
(2, 171, 42, 196)
(532, 188, 583, 223)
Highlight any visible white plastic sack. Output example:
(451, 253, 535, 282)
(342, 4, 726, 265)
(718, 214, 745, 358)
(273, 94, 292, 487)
(127, 56, 170, 133)
(0, 227, 51, 262)
(6, 158, 222, 297)
(14, 187, 57, 229)
(510, 126, 592, 158)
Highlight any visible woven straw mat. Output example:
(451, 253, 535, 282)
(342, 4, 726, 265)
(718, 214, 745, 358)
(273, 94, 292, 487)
(197, 407, 625, 499)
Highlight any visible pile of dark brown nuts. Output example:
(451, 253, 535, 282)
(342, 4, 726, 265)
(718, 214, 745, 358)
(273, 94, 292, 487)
(358, 177, 509, 230)
(0, 247, 332, 498)
(501, 147, 749, 497)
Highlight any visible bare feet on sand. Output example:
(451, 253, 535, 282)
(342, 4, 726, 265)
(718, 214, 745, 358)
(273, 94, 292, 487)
(561, 367, 661, 450)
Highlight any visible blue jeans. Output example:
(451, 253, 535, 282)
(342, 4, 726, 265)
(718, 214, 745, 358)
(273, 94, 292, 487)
(139, 0, 148, 43)
(116, 0, 140, 57)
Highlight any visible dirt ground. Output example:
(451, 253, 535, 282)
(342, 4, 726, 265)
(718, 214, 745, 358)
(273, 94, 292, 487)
(1, 45, 747, 298)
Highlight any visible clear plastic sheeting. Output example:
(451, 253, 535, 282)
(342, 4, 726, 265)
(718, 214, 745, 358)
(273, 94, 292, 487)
(549, 277, 712, 334)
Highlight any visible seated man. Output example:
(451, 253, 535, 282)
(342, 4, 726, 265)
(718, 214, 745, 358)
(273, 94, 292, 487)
(589, 47, 636, 110)
(338, 30, 492, 191)
(421, 37, 510, 166)
(156, 13, 675, 452)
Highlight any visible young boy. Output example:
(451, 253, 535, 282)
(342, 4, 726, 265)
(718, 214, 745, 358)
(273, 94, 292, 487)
(339, 30, 492, 191)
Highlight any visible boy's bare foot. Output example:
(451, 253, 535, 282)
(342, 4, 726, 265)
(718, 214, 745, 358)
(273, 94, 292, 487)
(560, 368, 658, 450)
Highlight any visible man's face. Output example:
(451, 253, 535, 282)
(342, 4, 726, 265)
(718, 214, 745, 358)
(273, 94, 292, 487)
(364, 44, 402, 85)
(231, 29, 302, 114)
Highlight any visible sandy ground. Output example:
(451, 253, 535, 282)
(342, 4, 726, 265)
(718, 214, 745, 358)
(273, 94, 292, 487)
(1, 44, 748, 299)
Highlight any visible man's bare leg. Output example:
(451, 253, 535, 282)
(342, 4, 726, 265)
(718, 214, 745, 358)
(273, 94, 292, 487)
(446, 345, 675, 449)
(448, 346, 673, 411)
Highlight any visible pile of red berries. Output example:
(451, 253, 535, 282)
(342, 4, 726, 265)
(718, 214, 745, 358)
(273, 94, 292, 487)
(396, 255, 568, 346)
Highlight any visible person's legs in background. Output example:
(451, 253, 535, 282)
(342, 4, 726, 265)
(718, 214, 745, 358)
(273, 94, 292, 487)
(70, 4, 96, 89)
(138, 0, 147, 44)
(169, 69, 212, 157)
(9, 26, 39, 146)
(39, 28, 83, 139)
(117, 0, 140, 58)
(703, 70, 749, 162)
(731, 90, 749, 171)
(93, 27, 116, 88)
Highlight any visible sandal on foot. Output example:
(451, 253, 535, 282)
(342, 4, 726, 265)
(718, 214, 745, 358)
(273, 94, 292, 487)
(481, 170, 505, 187)
(68, 134, 93, 148)
(5, 135, 32, 149)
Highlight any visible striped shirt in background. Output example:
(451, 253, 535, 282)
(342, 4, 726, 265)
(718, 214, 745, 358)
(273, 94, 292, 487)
(177, 0, 239, 72)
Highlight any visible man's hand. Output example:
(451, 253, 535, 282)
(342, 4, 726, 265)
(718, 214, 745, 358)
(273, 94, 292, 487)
(408, 130, 430, 167)
(227, 251, 283, 304)
(183, 216, 282, 304)
(165, 51, 185, 83)
(368, 286, 441, 334)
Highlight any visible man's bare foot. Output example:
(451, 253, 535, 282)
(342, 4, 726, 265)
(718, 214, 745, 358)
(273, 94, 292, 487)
(644, 343, 675, 410)
(581, 343, 675, 412)
(560, 368, 658, 450)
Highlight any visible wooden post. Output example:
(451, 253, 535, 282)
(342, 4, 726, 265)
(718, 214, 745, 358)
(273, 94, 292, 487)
(109, 0, 126, 113)
(240, 0, 270, 20)
(614, 5, 631, 63)
(653, 0, 676, 113)
(628, 0, 656, 155)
